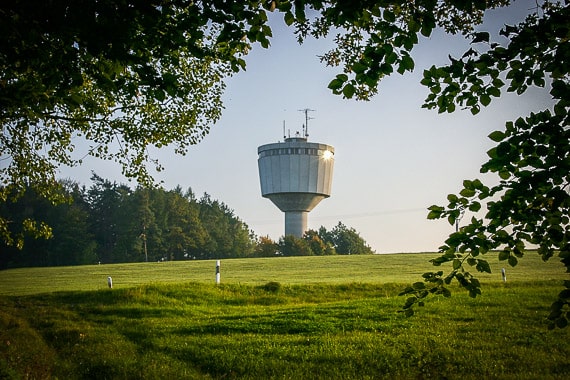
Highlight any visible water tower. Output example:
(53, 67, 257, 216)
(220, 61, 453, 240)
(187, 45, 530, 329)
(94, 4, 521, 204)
(257, 109, 335, 237)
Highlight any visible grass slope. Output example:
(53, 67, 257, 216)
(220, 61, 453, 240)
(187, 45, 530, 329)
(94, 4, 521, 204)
(0, 253, 568, 379)
(0, 252, 566, 296)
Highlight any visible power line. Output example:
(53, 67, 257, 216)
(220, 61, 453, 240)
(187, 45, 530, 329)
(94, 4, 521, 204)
(248, 207, 427, 225)
(311, 207, 427, 222)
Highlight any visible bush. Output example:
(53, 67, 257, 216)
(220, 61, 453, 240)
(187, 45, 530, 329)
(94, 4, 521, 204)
(261, 281, 282, 293)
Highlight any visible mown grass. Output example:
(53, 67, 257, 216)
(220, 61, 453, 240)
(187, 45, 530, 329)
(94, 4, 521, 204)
(1, 253, 569, 379)
(0, 252, 566, 296)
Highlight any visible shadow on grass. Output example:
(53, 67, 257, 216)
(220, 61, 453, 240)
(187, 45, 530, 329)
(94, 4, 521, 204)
(173, 303, 400, 336)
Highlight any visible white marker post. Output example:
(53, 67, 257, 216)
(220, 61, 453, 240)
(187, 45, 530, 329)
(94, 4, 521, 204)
(501, 268, 506, 283)
(216, 260, 221, 284)
(107, 276, 113, 289)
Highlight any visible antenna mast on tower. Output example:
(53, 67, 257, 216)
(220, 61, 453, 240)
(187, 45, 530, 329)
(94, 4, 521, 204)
(298, 108, 315, 138)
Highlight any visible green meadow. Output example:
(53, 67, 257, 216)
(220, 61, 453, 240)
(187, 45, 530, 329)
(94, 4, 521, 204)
(1, 253, 569, 379)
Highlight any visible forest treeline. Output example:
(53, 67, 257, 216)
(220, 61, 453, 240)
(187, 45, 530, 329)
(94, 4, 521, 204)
(1, 175, 373, 268)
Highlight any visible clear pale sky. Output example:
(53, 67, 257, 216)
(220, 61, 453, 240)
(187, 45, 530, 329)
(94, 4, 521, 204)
(60, 1, 553, 253)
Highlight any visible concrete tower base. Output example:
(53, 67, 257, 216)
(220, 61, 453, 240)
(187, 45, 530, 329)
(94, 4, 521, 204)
(285, 211, 308, 238)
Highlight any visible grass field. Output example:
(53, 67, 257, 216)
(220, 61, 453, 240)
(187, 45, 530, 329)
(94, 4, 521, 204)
(1, 253, 569, 379)
(1, 252, 567, 296)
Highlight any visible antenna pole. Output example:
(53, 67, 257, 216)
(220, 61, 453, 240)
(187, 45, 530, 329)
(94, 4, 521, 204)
(298, 108, 315, 138)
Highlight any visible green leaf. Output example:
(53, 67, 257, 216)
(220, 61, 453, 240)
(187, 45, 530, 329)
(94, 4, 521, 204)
(554, 103, 568, 117)
(499, 170, 510, 180)
(420, 15, 435, 37)
(452, 259, 462, 270)
(399, 286, 415, 296)
(154, 89, 166, 102)
(488, 87, 501, 97)
(371, 5, 381, 17)
(498, 250, 510, 261)
(401, 56, 414, 71)
(476, 260, 491, 273)
(284, 11, 295, 26)
(428, 205, 445, 212)
(162, 72, 177, 86)
(492, 78, 505, 88)
(447, 194, 458, 203)
(460, 188, 476, 197)
(468, 201, 481, 212)
(509, 60, 522, 70)
(413, 282, 426, 290)
(383, 9, 395, 22)
(342, 83, 356, 98)
(533, 76, 545, 87)
(427, 210, 442, 219)
(237, 58, 247, 71)
(420, 76, 432, 86)
(486, 147, 498, 159)
(351, 62, 367, 74)
(472, 179, 483, 189)
(488, 130, 505, 142)
(328, 78, 344, 91)
(385, 51, 397, 65)
(472, 31, 490, 43)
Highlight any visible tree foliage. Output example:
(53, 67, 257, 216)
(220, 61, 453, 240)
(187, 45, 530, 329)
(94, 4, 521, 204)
(0, 175, 374, 266)
(318, 222, 375, 255)
(273, 222, 374, 256)
(0, 0, 251, 247)
(278, 235, 315, 256)
(304, 229, 336, 256)
(0, 180, 96, 266)
(0, 176, 255, 268)
(253, 235, 279, 257)
(395, 2, 569, 329)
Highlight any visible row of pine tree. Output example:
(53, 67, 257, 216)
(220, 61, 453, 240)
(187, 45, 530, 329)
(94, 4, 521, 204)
(1, 174, 373, 269)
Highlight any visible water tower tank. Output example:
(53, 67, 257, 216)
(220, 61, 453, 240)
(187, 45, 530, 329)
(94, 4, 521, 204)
(257, 135, 335, 237)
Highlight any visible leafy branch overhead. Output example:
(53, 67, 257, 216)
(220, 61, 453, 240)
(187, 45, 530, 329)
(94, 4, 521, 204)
(403, 3, 569, 329)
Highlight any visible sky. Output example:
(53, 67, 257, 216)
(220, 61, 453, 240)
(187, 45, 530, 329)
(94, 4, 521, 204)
(59, 1, 554, 253)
